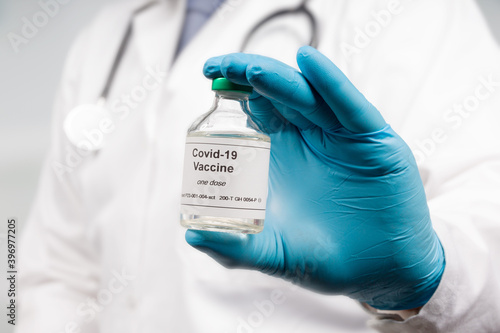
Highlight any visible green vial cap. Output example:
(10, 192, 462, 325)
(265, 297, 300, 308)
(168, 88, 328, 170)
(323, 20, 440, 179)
(212, 77, 253, 94)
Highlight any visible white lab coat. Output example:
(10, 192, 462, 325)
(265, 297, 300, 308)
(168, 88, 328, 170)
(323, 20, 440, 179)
(17, 0, 500, 332)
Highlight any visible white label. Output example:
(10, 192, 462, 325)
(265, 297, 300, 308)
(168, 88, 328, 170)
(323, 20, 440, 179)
(181, 136, 270, 219)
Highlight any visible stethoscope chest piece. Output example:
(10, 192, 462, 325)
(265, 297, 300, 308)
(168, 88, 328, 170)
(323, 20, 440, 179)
(63, 100, 110, 152)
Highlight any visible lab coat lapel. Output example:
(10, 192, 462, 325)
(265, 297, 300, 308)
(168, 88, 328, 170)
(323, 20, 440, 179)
(132, 0, 186, 72)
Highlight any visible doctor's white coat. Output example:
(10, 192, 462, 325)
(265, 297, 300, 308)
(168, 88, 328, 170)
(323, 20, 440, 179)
(17, 0, 500, 332)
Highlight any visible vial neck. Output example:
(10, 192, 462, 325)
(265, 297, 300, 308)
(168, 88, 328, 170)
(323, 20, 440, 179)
(214, 91, 250, 112)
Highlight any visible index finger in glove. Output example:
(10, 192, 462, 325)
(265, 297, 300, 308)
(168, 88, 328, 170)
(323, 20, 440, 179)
(204, 53, 340, 131)
(297, 46, 387, 134)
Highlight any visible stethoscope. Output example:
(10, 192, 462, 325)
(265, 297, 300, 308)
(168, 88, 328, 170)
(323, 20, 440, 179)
(63, 0, 318, 152)
(240, 0, 317, 51)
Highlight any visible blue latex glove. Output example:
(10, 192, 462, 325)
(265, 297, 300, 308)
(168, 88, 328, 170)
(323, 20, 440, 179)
(185, 46, 445, 310)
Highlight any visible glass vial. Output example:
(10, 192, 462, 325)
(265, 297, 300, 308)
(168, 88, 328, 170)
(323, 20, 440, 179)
(180, 78, 270, 234)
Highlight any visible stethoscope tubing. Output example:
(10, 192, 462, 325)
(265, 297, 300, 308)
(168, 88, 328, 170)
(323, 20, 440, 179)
(99, 1, 159, 102)
(240, 0, 317, 51)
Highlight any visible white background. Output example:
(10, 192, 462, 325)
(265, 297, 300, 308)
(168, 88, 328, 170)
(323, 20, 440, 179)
(0, 1, 500, 333)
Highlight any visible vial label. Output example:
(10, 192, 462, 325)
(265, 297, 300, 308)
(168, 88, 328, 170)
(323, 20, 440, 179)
(181, 136, 270, 220)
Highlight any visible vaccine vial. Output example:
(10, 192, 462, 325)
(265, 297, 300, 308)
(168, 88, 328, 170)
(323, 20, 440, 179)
(180, 78, 270, 234)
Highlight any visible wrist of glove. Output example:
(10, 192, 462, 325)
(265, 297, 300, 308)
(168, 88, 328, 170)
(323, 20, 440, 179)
(186, 46, 445, 311)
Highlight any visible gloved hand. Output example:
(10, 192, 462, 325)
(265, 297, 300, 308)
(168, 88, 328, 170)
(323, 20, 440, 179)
(185, 46, 445, 310)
